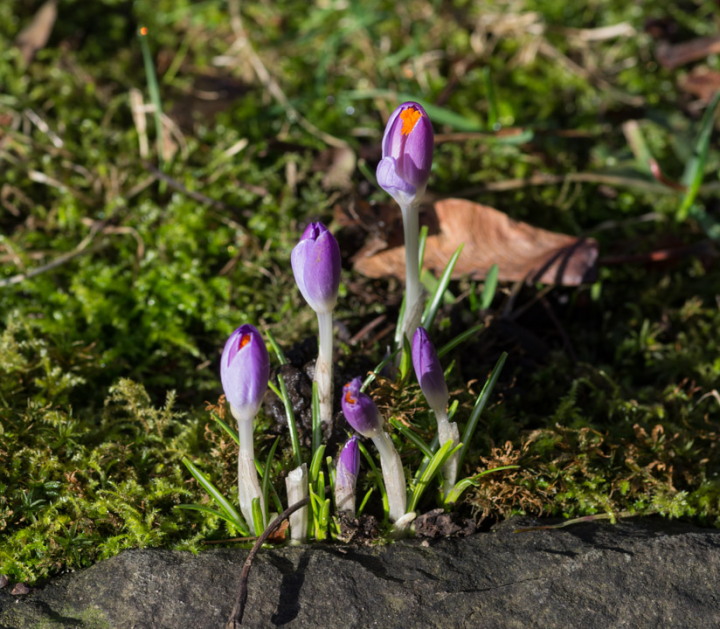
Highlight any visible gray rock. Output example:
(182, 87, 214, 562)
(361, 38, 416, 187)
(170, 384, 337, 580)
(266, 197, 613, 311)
(1, 517, 720, 629)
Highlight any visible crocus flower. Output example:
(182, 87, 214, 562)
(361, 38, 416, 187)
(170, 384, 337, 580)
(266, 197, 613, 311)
(335, 436, 360, 516)
(220, 324, 269, 534)
(221, 324, 270, 419)
(376, 102, 434, 208)
(291, 222, 341, 316)
(291, 221, 341, 425)
(342, 378, 407, 523)
(411, 327, 459, 498)
(412, 327, 449, 414)
(341, 378, 383, 438)
(376, 102, 435, 345)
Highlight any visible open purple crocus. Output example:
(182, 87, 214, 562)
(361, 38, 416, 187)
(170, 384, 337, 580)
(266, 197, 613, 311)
(376, 102, 434, 207)
(375, 102, 435, 345)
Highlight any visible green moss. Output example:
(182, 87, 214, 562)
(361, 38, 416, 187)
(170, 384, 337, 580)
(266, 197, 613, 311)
(3, 0, 720, 584)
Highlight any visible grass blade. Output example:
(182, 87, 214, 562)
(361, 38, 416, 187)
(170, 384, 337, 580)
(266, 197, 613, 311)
(457, 352, 507, 473)
(312, 381, 321, 454)
(357, 487, 374, 517)
(181, 457, 248, 535)
(437, 324, 484, 359)
(358, 441, 389, 523)
(421, 244, 464, 331)
(678, 90, 720, 221)
(138, 28, 165, 174)
(362, 347, 401, 391)
(261, 437, 280, 520)
(480, 264, 499, 310)
(309, 444, 327, 484)
(275, 374, 303, 467)
(418, 225, 429, 273)
(390, 418, 434, 459)
(211, 412, 240, 446)
(251, 497, 264, 536)
(175, 504, 248, 529)
(265, 329, 288, 365)
(444, 465, 520, 505)
(407, 440, 460, 512)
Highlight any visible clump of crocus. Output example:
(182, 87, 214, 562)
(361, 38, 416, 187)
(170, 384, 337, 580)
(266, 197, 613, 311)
(291, 222, 341, 425)
(376, 102, 434, 343)
(412, 327, 459, 497)
(342, 378, 407, 523)
(221, 324, 269, 535)
(335, 436, 360, 517)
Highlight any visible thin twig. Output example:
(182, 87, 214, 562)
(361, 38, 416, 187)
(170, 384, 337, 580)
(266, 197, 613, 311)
(226, 487, 328, 628)
(140, 161, 249, 223)
(0, 221, 107, 288)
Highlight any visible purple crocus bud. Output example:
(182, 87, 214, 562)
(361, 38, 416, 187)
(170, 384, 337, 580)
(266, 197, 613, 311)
(341, 377, 383, 438)
(337, 436, 360, 481)
(220, 324, 270, 419)
(376, 102, 434, 205)
(291, 222, 341, 315)
(412, 327, 448, 414)
(335, 436, 360, 515)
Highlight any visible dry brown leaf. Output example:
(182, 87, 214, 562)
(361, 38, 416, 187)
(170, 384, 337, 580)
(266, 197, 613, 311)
(680, 67, 720, 102)
(352, 199, 598, 286)
(656, 35, 720, 70)
(15, 0, 58, 65)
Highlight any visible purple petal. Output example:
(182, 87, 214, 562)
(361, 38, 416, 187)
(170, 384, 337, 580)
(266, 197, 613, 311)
(381, 105, 404, 158)
(291, 238, 311, 299)
(302, 229, 341, 313)
(221, 324, 270, 417)
(412, 327, 448, 413)
(376, 157, 416, 197)
(338, 435, 360, 479)
(400, 113, 434, 189)
(341, 378, 383, 437)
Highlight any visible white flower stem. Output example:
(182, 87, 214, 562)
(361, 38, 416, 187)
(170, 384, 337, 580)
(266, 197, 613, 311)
(399, 203, 422, 343)
(232, 408, 265, 535)
(334, 475, 356, 517)
(435, 408, 460, 499)
(372, 431, 407, 522)
(285, 463, 309, 543)
(315, 310, 334, 424)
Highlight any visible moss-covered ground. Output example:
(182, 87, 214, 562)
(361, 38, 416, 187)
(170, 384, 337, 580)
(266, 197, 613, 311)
(2, 0, 720, 584)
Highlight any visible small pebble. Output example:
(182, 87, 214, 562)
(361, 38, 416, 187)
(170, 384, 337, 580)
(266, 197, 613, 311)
(0, 575, 7, 588)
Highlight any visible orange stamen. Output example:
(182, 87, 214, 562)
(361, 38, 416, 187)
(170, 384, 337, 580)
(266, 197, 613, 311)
(400, 107, 422, 136)
(140, 27, 148, 36)
(239, 334, 251, 349)
(345, 390, 357, 404)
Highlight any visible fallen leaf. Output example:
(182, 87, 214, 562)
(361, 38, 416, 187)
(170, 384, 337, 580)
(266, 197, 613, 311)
(11, 583, 30, 596)
(266, 518, 289, 544)
(15, 0, 58, 65)
(656, 34, 720, 70)
(680, 67, 720, 102)
(0, 574, 7, 588)
(352, 199, 598, 286)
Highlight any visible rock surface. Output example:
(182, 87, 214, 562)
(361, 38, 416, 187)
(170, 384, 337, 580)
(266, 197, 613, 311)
(1, 517, 719, 628)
